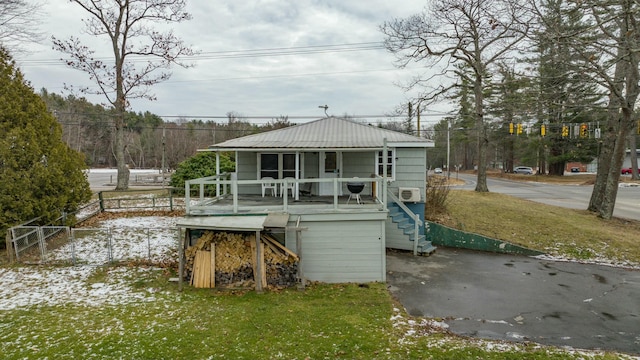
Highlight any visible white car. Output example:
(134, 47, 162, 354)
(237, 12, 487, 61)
(513, 166, 534, 175)
(434, 167, 443, 174)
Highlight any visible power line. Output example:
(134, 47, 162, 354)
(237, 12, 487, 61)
(52, 111, 451, 120)
(17, 42, 385, 67)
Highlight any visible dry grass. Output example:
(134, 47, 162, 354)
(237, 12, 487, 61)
(443, 190, 640, 265)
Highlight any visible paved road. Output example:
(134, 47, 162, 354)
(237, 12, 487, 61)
(86, 169, 165, 192)
(451, 173, 640, 221)
(387, 248, 640, 355)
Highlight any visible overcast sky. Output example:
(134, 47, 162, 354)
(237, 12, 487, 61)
(15, 1, 451, 125)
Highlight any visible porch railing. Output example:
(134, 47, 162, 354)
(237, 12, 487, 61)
(185, 174, 385, 214)
(387, 189, 424, 256)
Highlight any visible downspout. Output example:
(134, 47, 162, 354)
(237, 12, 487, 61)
(383, 138, 388, 209)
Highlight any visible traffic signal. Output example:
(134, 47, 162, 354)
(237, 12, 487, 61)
(637, 120, 640, 135)
(540, 124, 546, 137)
(516, 123, 523, 135)
(509, 122, 514, 134)
(562, 125, 569, 137)
(580, 124, 588, 138)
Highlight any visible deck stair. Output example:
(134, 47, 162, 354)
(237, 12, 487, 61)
(386, 202, 436, 255)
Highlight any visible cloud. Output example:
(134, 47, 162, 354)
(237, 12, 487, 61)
(14, 0, 445, 124)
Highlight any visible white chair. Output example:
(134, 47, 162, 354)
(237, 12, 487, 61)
(281, 177, 295, 197)
(261, 177, 278, 197)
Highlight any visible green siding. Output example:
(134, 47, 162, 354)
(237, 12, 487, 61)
(342, 151, 375, 177)
(342, 151, 376, 194)
(391, 147, 427, 199)
(285, 217, 385, 283)
(237, 152, 260, 194)
(304, 152, 319, 178)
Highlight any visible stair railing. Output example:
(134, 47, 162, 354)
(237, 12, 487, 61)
(387, 190, 423, 255)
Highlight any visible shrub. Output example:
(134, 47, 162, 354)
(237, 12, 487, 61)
(425, 176, 450, 220)
(170, 152, 235, 195)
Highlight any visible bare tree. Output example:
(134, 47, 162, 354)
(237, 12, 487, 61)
(53, 0, 194, 190)
(0, 0, 43, 53)
(629, 132, 639, 180)
(562, 0, 640, 219)
(381, 0, 531, 192)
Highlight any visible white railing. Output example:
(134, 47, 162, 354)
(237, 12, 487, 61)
(184, 173, 231, 209)
(185, 175, 385, 214)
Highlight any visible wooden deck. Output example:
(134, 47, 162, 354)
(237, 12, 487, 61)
(185, 175, 387, 216)
(187, 193, 384, 215)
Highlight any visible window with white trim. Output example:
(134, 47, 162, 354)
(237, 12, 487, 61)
(260, 153, 278, 179)
(376, 149, 395, 180)
(258, 153, 298, 179)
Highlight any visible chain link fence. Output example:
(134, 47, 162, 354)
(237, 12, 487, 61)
(5, 189, 186, 263)
(7, 226, 180, 266)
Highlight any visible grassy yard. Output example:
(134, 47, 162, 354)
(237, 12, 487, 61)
(0, 268, 625, 359)
(2, 185, 639, 358)
(443, 190, 640, 265)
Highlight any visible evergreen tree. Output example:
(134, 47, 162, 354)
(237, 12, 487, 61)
(170, 152, 235, 196)
(534, 0, 603, 175)
(0, 48, 91, 232)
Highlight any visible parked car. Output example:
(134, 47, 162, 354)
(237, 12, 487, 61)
(434, 167, 443, 174)
(621, 167, 633, 175)
(570, 167, 580, 173)
(513, 166, 534, 175)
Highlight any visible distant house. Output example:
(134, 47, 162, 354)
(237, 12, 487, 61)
(623, 149, 640, 168)
(177, 117, 435, 284)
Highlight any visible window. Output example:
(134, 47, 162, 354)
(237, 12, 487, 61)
(376, 149, 395, 179)
(260, 154, 278, 179)
(259, 153, 298, 179)
(282, 154, 296, 178)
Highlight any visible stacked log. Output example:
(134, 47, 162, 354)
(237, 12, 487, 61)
(184, 231, 299, 289)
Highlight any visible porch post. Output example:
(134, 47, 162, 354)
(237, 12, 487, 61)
(383, 138, 388, 208)
(255, 230, 263, 293)
(295, 151, 300, 201)
(185, 180, 190, 214)
(215, 152, 220, 196)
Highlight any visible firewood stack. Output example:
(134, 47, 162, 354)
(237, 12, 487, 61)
(185, 231, 299, 289)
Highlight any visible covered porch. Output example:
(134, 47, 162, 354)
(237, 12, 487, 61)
(185, 175, 387, 215)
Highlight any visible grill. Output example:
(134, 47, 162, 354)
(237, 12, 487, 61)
(346, 182, 365, 194)
(347, 181, 365, 204)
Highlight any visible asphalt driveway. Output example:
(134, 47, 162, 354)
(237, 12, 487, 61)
(386, 248, 640, 355)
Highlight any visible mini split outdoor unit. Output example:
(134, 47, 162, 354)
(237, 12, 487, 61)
(398, 187, 421, 202)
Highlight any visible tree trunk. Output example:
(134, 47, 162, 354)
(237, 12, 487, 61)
(588, 1, 640, 218)
(589, 115, 617, 213)
(505, 136, 514, 172)
(114, 115, 130, 190)
(598, 119, 628, 219)
(474, 72, 489, 192)
(630, 133, 639, 180)
(537, 142, 546, 175)
(588, 54, 625, 214)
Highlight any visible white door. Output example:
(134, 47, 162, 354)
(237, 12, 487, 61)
(319, 151, 342, 196)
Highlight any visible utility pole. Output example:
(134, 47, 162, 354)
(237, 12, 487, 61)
(447, 120, 451, 179)
(417, 108, 421, 137)
(161, 127, 166, 180)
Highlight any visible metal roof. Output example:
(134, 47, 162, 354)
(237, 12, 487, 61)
(208, 117, 434, 150)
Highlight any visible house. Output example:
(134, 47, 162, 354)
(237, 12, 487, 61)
(177, 117, 435, 286)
